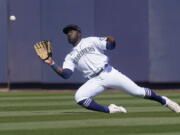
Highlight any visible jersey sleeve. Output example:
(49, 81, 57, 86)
(93, 37, 107, 51)
(62, 54, 75, 71)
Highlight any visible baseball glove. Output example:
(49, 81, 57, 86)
(34, 40, 52, 60)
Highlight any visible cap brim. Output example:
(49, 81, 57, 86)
(63, 27, 73, 34)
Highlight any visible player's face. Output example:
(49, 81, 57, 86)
(67, 30, 81, 46)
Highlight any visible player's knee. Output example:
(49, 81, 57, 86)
(129, 87, 145, 98)
(74, 92, 89, 103)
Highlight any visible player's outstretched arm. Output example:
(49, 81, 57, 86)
(34, 41, 73, 79)
(44, 57, 73, 79)
(106, 36, 116, 50)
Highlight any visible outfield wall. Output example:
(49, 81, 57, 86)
(0, 0, 180, 87)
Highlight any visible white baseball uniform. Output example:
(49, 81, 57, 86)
(62, 37, 146, 103)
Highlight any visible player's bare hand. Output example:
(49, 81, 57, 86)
(44, 57, 54, 65)
(106, 36, 115, 42)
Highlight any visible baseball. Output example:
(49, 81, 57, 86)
(9, 15, 16, 21)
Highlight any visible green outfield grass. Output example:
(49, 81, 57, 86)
(0, 90, 179, 135)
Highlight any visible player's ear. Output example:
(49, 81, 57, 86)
(78, 32, 81, 37)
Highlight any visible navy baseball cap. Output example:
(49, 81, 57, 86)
(63, 24, 81, 34)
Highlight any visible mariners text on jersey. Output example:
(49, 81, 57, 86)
(74, 47, 95, 64)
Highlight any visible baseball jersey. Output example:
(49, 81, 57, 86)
(62, 37, 109, 78)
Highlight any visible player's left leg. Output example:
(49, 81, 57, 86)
(101, 65, 180, 113)
(75, 76, 126, 113)
(101, 66, 165, 104)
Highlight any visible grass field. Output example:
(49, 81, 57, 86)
(0, 90, 179, 135)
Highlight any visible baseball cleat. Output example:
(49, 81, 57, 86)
(108, 104, 127, 114)
(162, 96, 180, 113)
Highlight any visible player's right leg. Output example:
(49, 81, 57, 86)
(74, 76, 127, 113)
(75, 77, 109, 113)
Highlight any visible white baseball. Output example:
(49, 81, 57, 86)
(9, 15, 16, 21)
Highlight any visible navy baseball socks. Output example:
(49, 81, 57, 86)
(144, 88, 180, 113)
(77, 98, 127, 113)
(78, 98, 109, 113)
(144, 88, 166, 105)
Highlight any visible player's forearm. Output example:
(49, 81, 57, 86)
(50, 62, 63, 73)
(50, 62, 72, 79)
(44, 57, 72, 79)
(106, 36, 116, 50)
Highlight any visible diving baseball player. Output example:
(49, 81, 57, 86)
(34, 24, 180, 113)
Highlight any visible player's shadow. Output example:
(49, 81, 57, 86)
(63, 111, 95, 114)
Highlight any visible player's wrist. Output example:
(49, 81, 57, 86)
(44, 57, 54, 65)
(50, 60, 55, 65)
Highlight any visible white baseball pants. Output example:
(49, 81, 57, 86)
(75, 65, 146, 103)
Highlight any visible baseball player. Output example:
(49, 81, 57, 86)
(34, 24, 180, 113)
